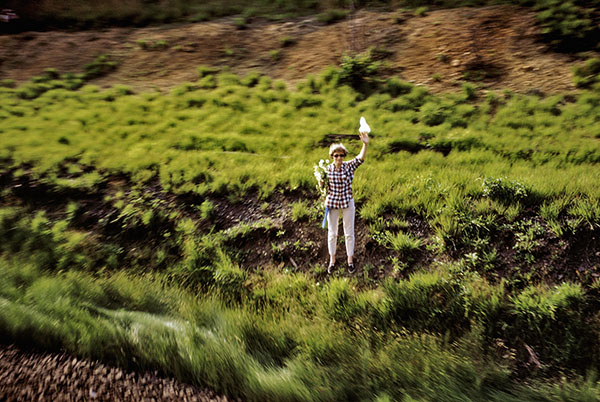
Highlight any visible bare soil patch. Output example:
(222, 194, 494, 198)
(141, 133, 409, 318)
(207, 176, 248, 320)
(0, 6, 584, 94)
(0, 343, 235, 402)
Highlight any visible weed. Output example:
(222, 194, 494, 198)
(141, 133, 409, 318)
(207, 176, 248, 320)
(269, 49, 282, 62)
(317, 9, 349, 25)
(234, 17, 247, 30)
(83, 55, 118, 80)
(573, 57, 600, 89)
(482, 177, 529, 205)
(414, 6, 428, 17)
(279, 36, 295, 47)
(290, 200, 312, 222)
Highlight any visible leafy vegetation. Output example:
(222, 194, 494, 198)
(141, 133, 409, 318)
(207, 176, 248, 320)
(2, 55, 600, 399)
(2, 255, 600, 401)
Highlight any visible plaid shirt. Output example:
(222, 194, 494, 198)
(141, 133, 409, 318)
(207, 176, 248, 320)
(325, 157, 363, 209)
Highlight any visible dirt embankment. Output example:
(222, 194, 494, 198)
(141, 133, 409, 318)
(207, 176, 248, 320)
(0, 6, 583, 94)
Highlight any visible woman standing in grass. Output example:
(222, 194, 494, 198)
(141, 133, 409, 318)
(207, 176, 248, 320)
(326, 129, 369, 274)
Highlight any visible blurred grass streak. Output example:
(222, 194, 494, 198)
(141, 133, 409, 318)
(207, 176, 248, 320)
(2, 255, 600, 401)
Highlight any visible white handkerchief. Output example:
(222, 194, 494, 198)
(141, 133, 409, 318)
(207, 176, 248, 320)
(359, 116, 371, 133)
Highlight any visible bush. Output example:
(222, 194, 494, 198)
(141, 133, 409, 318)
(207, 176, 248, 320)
(383, 77, 413, 97)
(339, 53, 380, 93)
(573, 57, 600, 88)
(0, 79, 16, 88)
(420, 101, 451, 126)
(83, 55, 118, 80)
(197, 65, 220, 78)
(414, 6, 428, 17)
(199, 200, 215, 220)
(482, 176, 529, 205)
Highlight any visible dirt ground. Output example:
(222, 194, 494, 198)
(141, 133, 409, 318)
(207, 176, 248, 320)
(0, 343, 235, 402)
(0, 6, 584, 94)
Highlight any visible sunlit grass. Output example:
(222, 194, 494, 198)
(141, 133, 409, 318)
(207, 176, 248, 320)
(2, 65, 600, 399)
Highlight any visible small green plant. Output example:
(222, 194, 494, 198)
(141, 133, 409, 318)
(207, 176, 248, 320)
(339, 52, 380, 92)
(234, 17, 247, 29)
(384, 231, 422, 254)
(198, 200, 215, 220)
(280, 36, 295, 47)
(197, 65, 220, 78)
(432, 73, 442, 82)
(291, 200, 311, 222)
(317, 9, 349, 24)
(482, 177, 529, 205)
(463, 82, 477, 100)
(572, 57, 600, 88)
(414, 7, 428, 17)
(83, 55, 118, 80)
(269, 49, 282, 62)
(154, 40, 168, 49)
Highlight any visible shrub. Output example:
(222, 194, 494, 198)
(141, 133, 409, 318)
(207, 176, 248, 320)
(212, 251, 247, 303)
(269, 49, 282, 62)
(83, 55, 118, 80)
(462, 82, 477, 100)
(482, 177, 529, 205)
(420, 101, 450, 126)
(290, 93, 322, 109)
(0, 79, 16, 88)
(197, 74, 217, 89)
(197, 65, 220, 78)
(234, 17, 248, 29)
(325, 278, 360, 322)
(279, 36, 295, 47)
(414, 6, 428, 17)
(339, 53, 380, 93)
(383, 77, 413, 97)
(382, 231, 422, 255)
(572, 57, 600, 88)
(199, 200, 215, 220)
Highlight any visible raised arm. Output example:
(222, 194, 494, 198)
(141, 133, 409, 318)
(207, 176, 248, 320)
(357, 131, 369, 161)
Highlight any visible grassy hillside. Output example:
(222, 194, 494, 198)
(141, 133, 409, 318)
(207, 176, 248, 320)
(2, 51, 600, 400)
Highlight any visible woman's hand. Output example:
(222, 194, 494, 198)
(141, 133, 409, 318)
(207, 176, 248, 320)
(359, 131, 369, 145)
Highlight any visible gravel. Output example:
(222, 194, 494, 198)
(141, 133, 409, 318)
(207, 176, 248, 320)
(0, 344, 237, 402)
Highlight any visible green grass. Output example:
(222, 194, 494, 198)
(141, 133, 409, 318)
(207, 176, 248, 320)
(2, 58, 600, 399)
(1, 255, 599, 401)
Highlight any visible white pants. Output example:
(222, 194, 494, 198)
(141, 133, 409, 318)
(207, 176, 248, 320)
(327, 199, 355, 258)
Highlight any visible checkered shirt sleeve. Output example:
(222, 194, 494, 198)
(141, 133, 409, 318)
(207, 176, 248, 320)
(325, 157, 363, 209)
